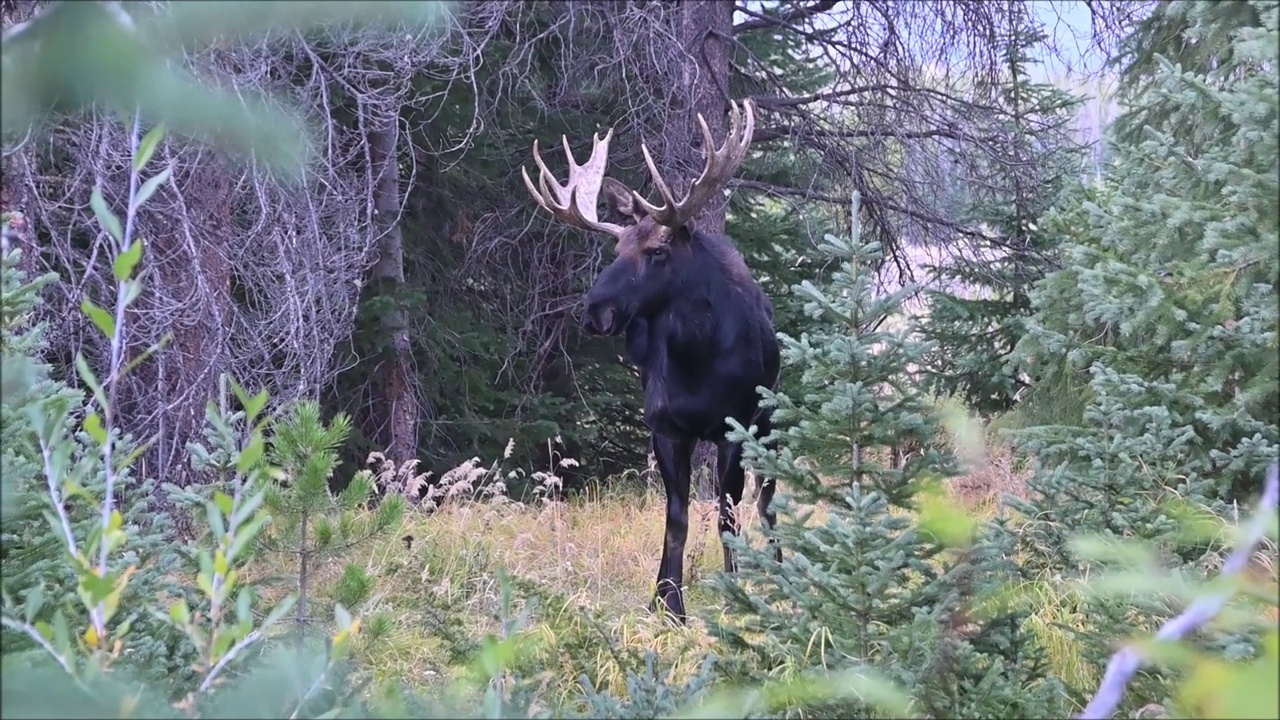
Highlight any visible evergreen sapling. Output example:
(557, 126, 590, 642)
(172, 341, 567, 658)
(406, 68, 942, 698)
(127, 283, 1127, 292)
(709, 195, 1065, 718)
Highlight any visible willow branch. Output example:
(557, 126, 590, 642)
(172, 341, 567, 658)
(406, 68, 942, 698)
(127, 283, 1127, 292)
(1077, 463, 1280, 720)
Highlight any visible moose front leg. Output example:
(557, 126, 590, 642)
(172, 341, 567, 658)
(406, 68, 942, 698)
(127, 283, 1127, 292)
(650, 433, 695, 622)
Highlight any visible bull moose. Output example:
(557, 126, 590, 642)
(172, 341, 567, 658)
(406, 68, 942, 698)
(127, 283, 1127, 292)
(521, 99, 781, 622)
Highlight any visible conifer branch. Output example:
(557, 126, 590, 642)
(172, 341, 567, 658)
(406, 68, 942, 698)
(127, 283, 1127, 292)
(1077, 463, 1280, 720)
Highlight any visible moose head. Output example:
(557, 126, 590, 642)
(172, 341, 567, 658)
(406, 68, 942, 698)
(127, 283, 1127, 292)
(521, 99, 756, 337)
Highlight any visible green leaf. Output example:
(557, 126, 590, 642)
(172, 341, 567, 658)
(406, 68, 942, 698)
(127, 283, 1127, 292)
(206, 500, 226, 540)
(210, 628, 235, 662)
(230, 378, 252, 416)
(228, 489, 265, 531)
(170, 600, 191, 626)
(80, 298, 116, 339)
(133, 166, 172, 209)
(227, 512, 269, 562)
(196, 571, 213, 597)
(213, 490, 234, 519)
(24, 586, 44, 624)
(334, 603, 352, 631)
(89, 186, 124, 243)
(112, 238, 144, 282)
(84, 413, 108, 446)
(237, 433, 264, 474)
(78, 569, 116, 607)
(245, 389, 270, 422)
(74, 353, 107, 409)
(260, 594, 297, 630)
(134, 124, 166, 172)
(235, 588, 252, 627)
(51, 610, 70, 655)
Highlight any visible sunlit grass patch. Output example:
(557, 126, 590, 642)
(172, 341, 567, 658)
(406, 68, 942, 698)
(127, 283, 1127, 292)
(327, 483, 740, 701)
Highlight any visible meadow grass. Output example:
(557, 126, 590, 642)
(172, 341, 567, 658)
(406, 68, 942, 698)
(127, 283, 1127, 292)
(254, 442, 1086, 701)
(252, 441, 1278, 714)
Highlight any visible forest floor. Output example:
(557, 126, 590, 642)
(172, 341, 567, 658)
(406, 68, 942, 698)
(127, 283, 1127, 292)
(291, 443, 1115, 707)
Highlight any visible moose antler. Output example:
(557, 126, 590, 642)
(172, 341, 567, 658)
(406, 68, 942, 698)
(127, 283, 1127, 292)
(522, 129, 627, 239)
(634, 98, 756, 229)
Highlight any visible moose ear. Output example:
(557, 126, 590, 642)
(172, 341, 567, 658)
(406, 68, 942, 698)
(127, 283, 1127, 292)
(601, 177, 646, 223)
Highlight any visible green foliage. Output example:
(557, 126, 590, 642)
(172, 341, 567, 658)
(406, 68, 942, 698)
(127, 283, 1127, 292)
(1009, 0, 1279, 528)
(0, 241, 196, 688)
(1004, 0, 1280, 713)
(257, 399, 405, 638)
(712, 197, 1065, 718)
(920, 7, 1085, 418)
(1, 126, 300, 714)
(728, 199, 956, 509)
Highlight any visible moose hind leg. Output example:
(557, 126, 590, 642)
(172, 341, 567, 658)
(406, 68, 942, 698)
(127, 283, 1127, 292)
(752, 410, 782, 564)
(716, 439, 748, 573)
(650, 433, 695, 622)
(755, 474, 781, 563)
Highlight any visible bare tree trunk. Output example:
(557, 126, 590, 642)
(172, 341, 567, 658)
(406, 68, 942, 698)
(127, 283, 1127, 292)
(680, 0, 734, 234)
(146, 161, 234, 488)
(368, 120, 419, 469)
(673, 0, 735, 501)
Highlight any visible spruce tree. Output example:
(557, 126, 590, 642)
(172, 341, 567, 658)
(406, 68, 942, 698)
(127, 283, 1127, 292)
(1008, 0, 1278, 561)
(708, 197, 1066, 718)
(920, 7, 1084, 419)
(1006, 0, 1279, 712)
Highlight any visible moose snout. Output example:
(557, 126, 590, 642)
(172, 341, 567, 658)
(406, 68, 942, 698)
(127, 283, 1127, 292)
(582, 302, 619, 336)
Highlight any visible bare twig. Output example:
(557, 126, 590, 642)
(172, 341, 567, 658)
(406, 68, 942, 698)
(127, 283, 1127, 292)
(196, 628, 263, 694)
(0, 615, 77, 676)
(5, 2, 490, 488)
(1076, 463, 1280, 720)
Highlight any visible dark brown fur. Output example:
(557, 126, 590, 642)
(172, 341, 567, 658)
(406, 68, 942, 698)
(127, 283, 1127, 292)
(581, 176, 782, 622)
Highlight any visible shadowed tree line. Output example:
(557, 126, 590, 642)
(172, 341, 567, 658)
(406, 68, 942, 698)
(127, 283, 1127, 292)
(1, 0, 1145, 500)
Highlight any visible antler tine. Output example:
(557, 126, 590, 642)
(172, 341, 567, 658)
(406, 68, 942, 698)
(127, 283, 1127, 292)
(634, 98, 756, 229)
(521, 129, 627, 239)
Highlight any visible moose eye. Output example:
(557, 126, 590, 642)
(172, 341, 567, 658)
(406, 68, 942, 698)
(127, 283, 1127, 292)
(646, 246, 669, 260)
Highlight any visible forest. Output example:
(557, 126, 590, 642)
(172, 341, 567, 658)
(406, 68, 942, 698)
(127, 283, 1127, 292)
(0, 0, 1276, 717)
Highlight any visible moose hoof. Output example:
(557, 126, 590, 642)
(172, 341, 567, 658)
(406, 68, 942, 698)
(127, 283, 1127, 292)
(649, 594, 688, 625)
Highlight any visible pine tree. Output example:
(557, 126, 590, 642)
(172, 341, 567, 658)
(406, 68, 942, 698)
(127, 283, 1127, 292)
(920, 7, 1085, 419)
(707, 197, 1066, 718)
(1005, 0, 1279, 712)
(256, 400, 405, 649)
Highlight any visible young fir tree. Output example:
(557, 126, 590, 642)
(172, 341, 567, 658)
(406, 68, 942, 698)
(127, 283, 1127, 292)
(255, 400, 405, 648)
(920, 8, 1085, 419)
(707, 197, 1066, 719)
(1006, 0, 1278, 712)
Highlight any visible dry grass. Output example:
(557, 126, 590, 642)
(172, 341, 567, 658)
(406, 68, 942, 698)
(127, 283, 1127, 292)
(311, 486, 743, 702)
(248, 441, 1275, 713)
(268, 443, 1029, 694)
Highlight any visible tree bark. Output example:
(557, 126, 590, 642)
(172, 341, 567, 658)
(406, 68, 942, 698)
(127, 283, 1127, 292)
(675, 0, 735, 501)
(142, 161, 235, 488)
(368, 119, 419, 469)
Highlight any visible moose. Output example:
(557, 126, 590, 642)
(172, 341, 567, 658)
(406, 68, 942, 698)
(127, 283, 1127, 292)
(521, 99, 781, 621)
